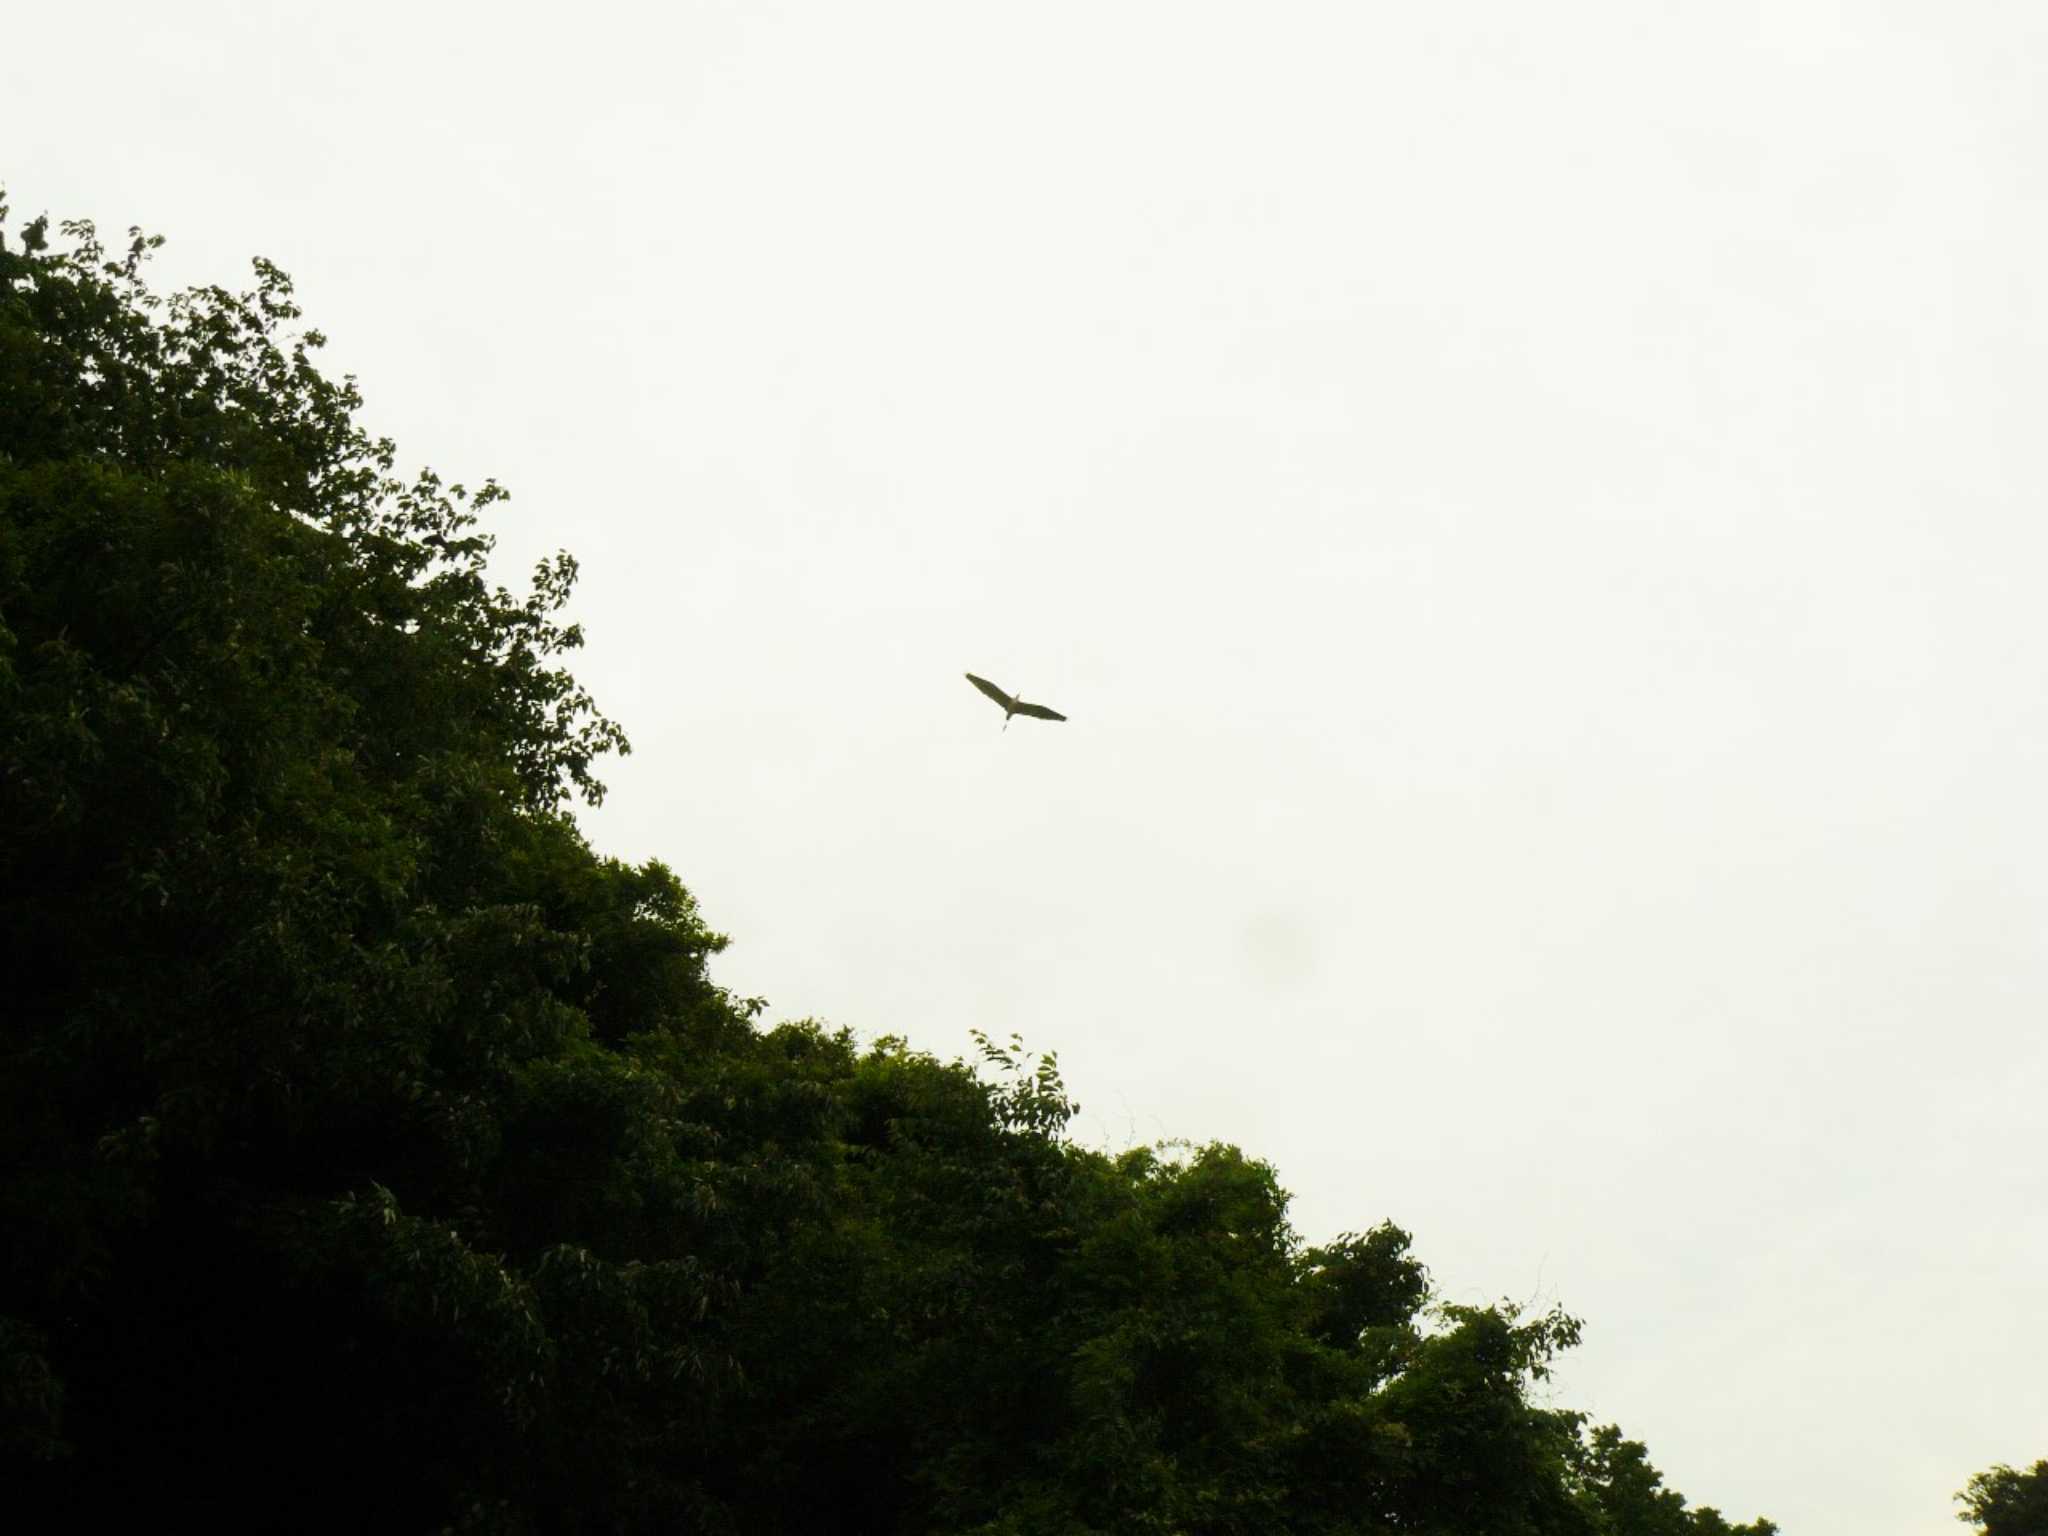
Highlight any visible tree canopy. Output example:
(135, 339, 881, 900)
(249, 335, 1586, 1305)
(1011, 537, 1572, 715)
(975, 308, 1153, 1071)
(1959, 1461, 2048, 1536)
(0, 197, 1779, 1533)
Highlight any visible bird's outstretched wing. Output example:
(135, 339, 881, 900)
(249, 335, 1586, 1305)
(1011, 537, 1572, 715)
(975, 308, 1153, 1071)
(964, 673, 1013, 709)
(1013, 700, 1067, 722)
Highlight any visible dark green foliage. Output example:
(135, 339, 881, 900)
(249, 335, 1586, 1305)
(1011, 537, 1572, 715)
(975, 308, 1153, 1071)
(1569, 1425, 1779, 1536)
(1959, 1461, 2048, 1536)
(0, 199, 1774, 1532)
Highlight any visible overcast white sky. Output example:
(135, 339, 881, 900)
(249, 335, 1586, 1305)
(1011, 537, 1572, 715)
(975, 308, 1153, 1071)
(10, 2, 2046, 1529)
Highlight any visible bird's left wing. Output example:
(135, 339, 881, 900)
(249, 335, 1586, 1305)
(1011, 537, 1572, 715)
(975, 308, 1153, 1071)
(965, 673, 1013, 709)
(1013, 701, 1067, 722)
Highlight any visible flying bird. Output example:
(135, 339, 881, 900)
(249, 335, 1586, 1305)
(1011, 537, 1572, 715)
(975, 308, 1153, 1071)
(965, 672, 1067, 730)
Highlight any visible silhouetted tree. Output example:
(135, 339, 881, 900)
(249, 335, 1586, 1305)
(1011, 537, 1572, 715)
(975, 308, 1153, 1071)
(0, 197, 1777, 1535)
(1959, 1460, 2048, 1536)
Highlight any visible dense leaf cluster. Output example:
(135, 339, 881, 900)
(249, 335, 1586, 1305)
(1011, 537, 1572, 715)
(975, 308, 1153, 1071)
(1, 201, 1784, 1533)
(1958, 1462, 2048, 1536)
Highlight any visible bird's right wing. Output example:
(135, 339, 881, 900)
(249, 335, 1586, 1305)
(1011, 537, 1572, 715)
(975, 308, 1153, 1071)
(1013, 701, 1067, 722)
(964, 673, 1013, 709)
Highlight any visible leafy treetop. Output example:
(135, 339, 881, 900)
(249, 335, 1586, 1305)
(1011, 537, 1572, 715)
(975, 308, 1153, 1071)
(1, 197, 1778, 1535)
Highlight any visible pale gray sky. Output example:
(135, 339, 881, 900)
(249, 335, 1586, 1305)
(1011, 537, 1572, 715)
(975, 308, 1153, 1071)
(10, 3, 2047, 1529)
